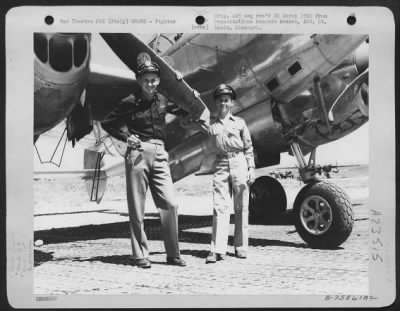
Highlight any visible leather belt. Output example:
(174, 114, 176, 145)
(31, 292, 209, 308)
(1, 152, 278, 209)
(216, 151, 243, 158)
(140, 137, 164, 145)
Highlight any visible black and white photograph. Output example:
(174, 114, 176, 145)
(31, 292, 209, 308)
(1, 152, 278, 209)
(33, 31, 370, 293)
(5, 6, 396, 308)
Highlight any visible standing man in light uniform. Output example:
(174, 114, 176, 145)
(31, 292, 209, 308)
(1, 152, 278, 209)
(102, 57, 186, 269)
(205, 84, 256, 263)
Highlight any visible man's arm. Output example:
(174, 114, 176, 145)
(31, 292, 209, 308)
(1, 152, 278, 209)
(241, 120, 255, 169)
(179, 114, 210, 133)
(240, 120, 256, 185)
(101, 99, 131, 142)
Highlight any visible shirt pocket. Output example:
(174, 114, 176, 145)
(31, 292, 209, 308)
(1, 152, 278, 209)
(210, 124, 223, 136)
(156, 102, 168, 115)
(227, 125, 241, 137)
(131, 110, 145, 121)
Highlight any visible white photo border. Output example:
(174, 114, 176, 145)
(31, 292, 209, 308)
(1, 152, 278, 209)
(5, 5, 396, 308)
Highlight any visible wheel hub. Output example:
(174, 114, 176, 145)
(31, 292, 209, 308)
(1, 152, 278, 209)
(300, 195, 332, 235)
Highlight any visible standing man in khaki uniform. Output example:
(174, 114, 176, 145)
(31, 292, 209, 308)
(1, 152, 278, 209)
(205, 84, 256, 263)
(102, 59, 186, 269)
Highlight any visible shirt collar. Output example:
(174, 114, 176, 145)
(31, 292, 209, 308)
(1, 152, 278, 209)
(135, 89, 158, 104)
(217, 113, 235, 124)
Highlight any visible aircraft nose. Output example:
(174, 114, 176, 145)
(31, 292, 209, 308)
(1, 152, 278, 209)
(34, 33, 90, 72)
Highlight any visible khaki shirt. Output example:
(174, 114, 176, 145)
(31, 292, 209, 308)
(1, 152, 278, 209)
(209, 114, 255, 168)
(102, 91, 169, 142)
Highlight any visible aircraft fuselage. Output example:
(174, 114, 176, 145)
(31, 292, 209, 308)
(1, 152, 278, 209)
(161, 34, 368, 170)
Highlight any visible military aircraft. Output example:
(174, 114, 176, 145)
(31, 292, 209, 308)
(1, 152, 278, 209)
(34, 33, 369, 249)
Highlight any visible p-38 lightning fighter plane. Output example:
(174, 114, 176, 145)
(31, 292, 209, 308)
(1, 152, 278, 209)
(34, 33, 369, 249)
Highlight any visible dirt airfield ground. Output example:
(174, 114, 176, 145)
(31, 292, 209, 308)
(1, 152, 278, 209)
(33, 165, 369, 298)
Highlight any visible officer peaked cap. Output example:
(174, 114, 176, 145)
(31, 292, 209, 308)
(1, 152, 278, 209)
(137, 62, 160, 77)
(213, 84, 236, 100)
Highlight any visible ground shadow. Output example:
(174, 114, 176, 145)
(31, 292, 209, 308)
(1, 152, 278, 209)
(35, 209, 114, 217)
(69, 236, 308, 266)
(34, 211, 308, 265)
(34, 250, 54, 267)
(73, 254, 135, 266)
(34, 214, 213, 244)
(71, 253, 202, 266)
(34, 212, 296, 245)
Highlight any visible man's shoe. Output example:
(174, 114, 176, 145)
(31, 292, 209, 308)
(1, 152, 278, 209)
(205, 252, 216, 263)
(205, 252, 224, 263)
(135, 258, 151, 269)
(235, 250, 247, 259)
(166, 257, 187, 266)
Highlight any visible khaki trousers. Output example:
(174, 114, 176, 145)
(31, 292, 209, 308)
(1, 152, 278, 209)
(125, 142, 180, 260)
(211, 152, 249, 254)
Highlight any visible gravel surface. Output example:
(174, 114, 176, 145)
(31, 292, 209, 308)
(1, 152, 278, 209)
(33, 172, 370, 298)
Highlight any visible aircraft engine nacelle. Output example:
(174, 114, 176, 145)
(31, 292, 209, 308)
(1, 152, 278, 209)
(34, 33, 91, 137)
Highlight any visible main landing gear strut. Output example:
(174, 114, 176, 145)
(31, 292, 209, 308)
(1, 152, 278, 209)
(249, 141, 354, 249)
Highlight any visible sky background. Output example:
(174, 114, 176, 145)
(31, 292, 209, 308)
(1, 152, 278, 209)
(34, 33, 369, 171)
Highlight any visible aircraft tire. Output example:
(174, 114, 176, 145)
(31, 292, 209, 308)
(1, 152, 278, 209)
(293, 181, 354, 249)
(249, 176, 287, 223)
